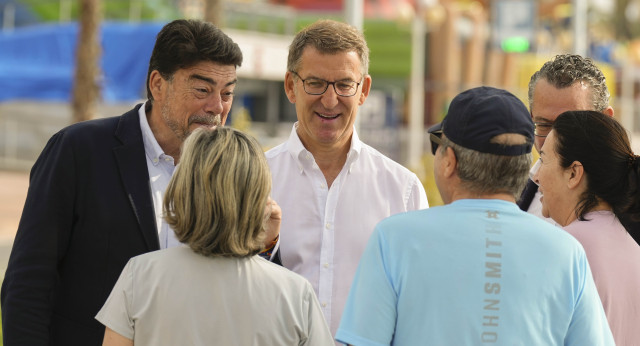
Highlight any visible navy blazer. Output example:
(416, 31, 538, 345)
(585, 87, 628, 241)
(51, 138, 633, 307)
(517, 179, 538, 212)
(1, 105, 160, 345)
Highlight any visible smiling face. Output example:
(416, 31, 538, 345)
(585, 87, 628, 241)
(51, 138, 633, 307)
(149, 61, 237, 157)
(285, 47, 371, 152)
(530, 79, 593, 153)
(533, 130, 580, 225)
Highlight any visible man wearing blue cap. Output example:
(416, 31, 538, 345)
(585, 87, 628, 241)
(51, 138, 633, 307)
(336, 86, 614, 345)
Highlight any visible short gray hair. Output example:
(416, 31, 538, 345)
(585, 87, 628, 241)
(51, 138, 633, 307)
(528, 54, 610, 112)
(287, 19, 369, 76)
(440, 135, 532, 198)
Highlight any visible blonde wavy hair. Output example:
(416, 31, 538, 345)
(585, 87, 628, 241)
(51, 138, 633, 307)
(163, 127, 271, 257)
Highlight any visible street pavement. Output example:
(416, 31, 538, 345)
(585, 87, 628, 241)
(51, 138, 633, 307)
(0, 170, 28, 276)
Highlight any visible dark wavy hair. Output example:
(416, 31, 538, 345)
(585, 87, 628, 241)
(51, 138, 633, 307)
(145, 19, 243, 103)
(552, 111, 640, 226)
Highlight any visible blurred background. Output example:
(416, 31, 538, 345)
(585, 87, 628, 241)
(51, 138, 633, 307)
(1, 0, 640, 269)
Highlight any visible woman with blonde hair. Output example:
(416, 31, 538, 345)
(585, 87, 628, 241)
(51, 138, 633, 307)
(96, 127, 333, 345)
(534, 110, 640, 345)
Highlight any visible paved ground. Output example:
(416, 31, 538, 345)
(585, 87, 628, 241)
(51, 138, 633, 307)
(0, 170, 28, 275)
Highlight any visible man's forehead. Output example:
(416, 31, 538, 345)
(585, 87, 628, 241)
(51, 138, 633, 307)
(298, 48, 361, 75)
(532, 79, 593, 121)
(183, 62, 236, 77)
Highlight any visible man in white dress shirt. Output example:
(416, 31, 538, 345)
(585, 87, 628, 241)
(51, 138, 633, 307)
(266, 19, 429, 337)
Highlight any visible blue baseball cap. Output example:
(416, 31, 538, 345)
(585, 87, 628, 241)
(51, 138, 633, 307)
(428, 86, 534, 156)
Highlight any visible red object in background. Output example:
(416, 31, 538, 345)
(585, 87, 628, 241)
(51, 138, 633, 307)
(273, 0, 342, 11)
(270, 0, 417, 19)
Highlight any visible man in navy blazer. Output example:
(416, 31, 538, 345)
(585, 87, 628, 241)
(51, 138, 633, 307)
(1, 19, 243, 345)
(518, 54, 613, 214)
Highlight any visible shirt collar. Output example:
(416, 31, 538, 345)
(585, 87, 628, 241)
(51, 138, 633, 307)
(529, 159, 541, 185)
(139, 101, 169, 166)
(286, 122, 362, 170)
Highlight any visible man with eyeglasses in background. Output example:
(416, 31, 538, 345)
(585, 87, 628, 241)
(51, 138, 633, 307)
(518, 54, 614, 222)
(266, 19, 428, 340)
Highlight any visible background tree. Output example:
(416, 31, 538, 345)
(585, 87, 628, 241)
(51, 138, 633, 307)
(204, 0, 222, 27)
(72, 0, 102, 122)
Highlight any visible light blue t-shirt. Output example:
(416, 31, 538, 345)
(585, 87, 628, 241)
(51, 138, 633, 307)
(336, 199, 614, 346)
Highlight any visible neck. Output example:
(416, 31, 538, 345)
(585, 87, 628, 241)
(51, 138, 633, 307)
(565, 199, 613, 226)
(449, 191, 517, 204)
(298, 130, 351, 188)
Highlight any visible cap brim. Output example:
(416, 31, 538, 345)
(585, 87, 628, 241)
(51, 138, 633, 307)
(428, 122, 443, 134)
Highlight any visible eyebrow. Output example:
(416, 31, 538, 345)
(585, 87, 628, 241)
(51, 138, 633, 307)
(304, 74, 359, 83)
(189, 74, 237, 87)
(532, 116, 554, 123)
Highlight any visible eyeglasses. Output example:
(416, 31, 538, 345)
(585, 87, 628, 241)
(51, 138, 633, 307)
(429, 131, 443, 155)
(534, 122, 553, 138)
(290, 71, 361, 97)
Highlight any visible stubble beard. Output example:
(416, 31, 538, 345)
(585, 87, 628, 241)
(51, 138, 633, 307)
(160, 98, 223, 143)
(160, 101, 189, 143)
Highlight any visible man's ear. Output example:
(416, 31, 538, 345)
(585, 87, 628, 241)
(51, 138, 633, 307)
(148, 70, 165, 102)
(566, 161, 585, 190)
(358, 75, 372, 106)
(442, 147, 457, 178)
(284, 71, 296, 104)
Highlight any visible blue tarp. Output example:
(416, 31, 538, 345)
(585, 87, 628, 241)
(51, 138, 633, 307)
(0, 21, 166, 102)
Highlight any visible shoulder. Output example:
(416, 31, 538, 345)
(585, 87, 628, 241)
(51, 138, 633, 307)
(564, 212, 635, 254)
(253, 257, 313, 292)
(60, 116, 119, 139)
(358, 142, 418, 178)
(265, 142, 288, 160)
(125, 246, 193, 278)
(373, 207, 440, 244)
(55, 105, 140, 143)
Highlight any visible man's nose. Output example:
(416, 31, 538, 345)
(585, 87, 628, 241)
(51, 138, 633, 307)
(204, 94, 224, 115)
(320, 84, 339, 109)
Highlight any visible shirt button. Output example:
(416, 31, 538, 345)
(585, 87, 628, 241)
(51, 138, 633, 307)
(323, 263, 329, 268)
(321, 302, 327, 307)
(153, 158, 159, 163)
(325, 223, 331, 229)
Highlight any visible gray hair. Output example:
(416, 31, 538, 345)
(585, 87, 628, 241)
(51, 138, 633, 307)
(440, 136, 532, 198)
(528, 54, 610, 112)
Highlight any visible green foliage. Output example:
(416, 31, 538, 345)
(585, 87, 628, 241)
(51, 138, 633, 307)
(364, 20, 412, 77)
(20, 0, 179, 22)
(292, 18, 413, 78)
(18, 1, 412, 78)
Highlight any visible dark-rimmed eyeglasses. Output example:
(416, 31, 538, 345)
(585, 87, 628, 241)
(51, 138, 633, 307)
(534, 122, 553, 138)
(430, 131, 443, 155)
(290, 71, 361, 97)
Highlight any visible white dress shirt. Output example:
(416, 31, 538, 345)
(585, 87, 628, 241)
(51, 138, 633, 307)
(527, 159, 558, 226)
(138, 103, 181, 249)
(266, 124, 429, 336)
